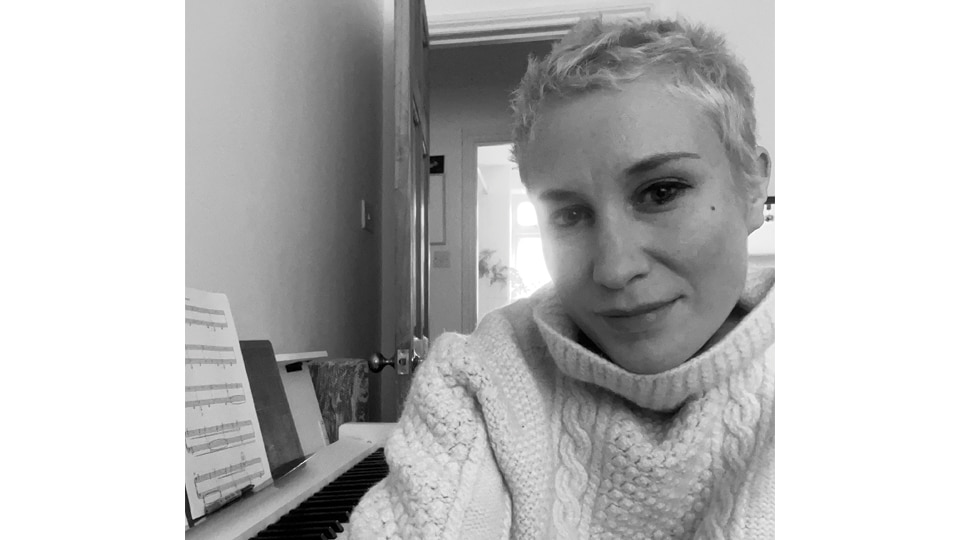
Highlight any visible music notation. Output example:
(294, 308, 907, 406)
(186, 304, 229, 330)
(194, 457, 264, 484)
(187, 420, 254, 439)
(186, 395, 247, 409)
(186, 344, 237, 367)
(186, 383, 244, 392)
(187, 432, 257, 456)
(186, 383, 248, 409)
(193, 456, 266, 513)
(185, 288, 271, 523)
(187, 420, 257, 456)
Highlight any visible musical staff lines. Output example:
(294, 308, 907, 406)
(187, 432, 257, 456)
(185, 304, 228, 330)
(186, 420, 257, 456)
(185, 382, 247, 409)
(193, 456, 266, 512)
(194, 457, 262, 484)
(186, 420, 253, 439)
(185, 344, 236, 367)
(186, 383, 243, 392)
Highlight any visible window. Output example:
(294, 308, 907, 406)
(509, 191, 551, 301)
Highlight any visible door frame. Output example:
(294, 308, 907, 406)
(460, 125, 514, 333)
(429, 2, 654, 48)
(376, 0, 429, 423)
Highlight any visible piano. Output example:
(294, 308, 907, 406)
(185, 422, 396, 540)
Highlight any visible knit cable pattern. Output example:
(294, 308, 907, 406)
(551, 373, 598, 539)
(694, 360, 765, 540)
(347, 267, 775, 539)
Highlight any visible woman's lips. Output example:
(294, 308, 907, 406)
(595, 298, 679, 334)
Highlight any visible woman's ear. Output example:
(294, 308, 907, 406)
(744, 147, 772, 233)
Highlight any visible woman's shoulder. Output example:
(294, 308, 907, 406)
(421, 288, 556, 394)
(477, 283, 556, 339)
(474, 287, 557, 359)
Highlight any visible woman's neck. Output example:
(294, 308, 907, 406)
(576, 303, 751, 365)
(697, 303, 749, 356)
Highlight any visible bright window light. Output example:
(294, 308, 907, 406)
(516, 201, 537, 227)
(513, 237, 551, 300)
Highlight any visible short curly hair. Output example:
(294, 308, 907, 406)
(510, 17, 759, 180)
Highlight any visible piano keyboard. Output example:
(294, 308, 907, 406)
(186, 423, 396, 540)
(253, 448, 386, 539)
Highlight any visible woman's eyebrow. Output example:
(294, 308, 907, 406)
(535, 189, 583, 204)
(532, 152, 702, 202)
(623, 152, 701, 176)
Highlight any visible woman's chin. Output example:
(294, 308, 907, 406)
(599, 334, 705, 375)
(612, 352, 688, 375)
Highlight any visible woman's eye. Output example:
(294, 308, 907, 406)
(550, 206, 590, 228)
(634, 180, 689, 209)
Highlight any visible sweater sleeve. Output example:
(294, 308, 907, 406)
(344, 333, 512, 540)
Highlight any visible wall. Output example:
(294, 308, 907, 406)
(187, 1, 384, 361)
(427, 40, 553, 338)
(476, 163, 514, 321)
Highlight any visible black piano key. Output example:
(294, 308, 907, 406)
(299, 497, 369, 508)
(254, 448, 388, 540)
(307, 483, 380, 498)
(303, 495, 374, 508)
(341, 468, 389, 476)
(313, 484, 380, 496)
(318, 480, 380, 490)
(277, 505, 359, 517)
(307, 483, 377, 496)
(341, 465, 382, 473)
(342, 462, 387, 469)
(274, 513, 354, 527)
(259, 532, 335, 539)
(287, 512, 357, 522)
(306, 490, 371, 501)
(300, 495, 371, 507)
(328, 469, 388, 480)
(257, 527, 336, 539)
(261, 521, 341, 535)
(266, 519, 343, 532)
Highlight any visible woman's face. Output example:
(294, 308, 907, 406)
(520, 77, 768, 374)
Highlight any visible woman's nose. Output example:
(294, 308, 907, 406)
(591, 219, 651, 290)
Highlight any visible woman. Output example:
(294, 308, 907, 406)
(348, 16, 773, 540)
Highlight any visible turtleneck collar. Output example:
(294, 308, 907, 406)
(532, 267, 775, 411)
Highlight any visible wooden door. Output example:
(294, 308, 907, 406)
(391, 0, 430, 415)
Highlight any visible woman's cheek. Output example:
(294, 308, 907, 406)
(665, 207, 719, 262)
(543, 236, 585, 288)
(541, 236, 563, 283)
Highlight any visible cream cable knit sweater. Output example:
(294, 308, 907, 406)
(347, 267, 774, 540)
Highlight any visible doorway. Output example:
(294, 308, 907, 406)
(474, 143, 551, 323)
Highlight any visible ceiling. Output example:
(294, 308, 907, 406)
(426, 0, 647, 19)
(424, 0, 655, 47)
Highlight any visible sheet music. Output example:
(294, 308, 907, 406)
(185, 288, 272, 521)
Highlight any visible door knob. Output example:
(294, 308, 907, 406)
(368, 352, 395, 373)
(368, 350, 422, 375)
